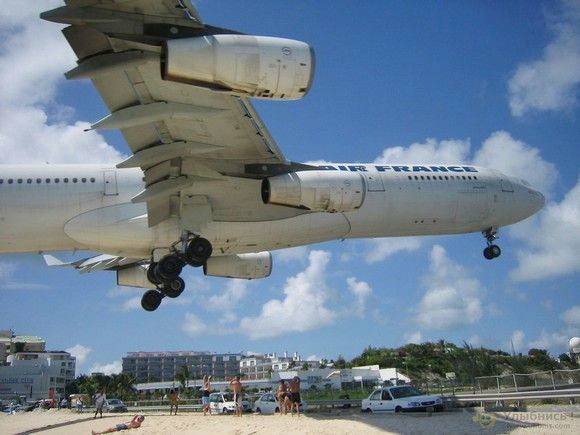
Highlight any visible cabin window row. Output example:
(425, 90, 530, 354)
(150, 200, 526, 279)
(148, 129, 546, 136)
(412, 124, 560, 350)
(0, 177, 96, 185)
(407, 175, 477, 181)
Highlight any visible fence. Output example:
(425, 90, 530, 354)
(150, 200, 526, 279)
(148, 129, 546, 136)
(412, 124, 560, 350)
(474, 369, 580, 394)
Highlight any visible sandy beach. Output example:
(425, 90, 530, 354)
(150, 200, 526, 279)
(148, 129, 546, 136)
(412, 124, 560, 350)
(1, 408, 578, 434)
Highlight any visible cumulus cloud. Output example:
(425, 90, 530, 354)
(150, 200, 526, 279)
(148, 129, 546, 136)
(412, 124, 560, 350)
(508, 0, 580, 116)
(89, 360, 122, 376)
(206, 280, 248, 311)
(365, 237, 422, 263)
(510, 330, 526, 354)
(528, 329, 571, 352)
(346, 277, 372, 316)
(239, 250, 336, 339)
(405, 331, 423, 344)
(275, 246, 309, 263)
(66, 344, 92, 365)
(0, 1, 124, 165)
(374, 138, 470, 165)
(416, 245, 484, 329)
(182, 312, 209, 336)
(511, 178, 580, 281)
(561, 305, 580, 326)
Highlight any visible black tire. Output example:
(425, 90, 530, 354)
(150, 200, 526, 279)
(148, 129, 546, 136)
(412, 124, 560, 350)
(161, 277, 185, 298)
(185, 238, 213, 264)
(156, 255, 184, 281)
(395, 406, 403, 413)
(483, 246, 494, 260)
(222, 407, 228, 414)
(256, 407, 261, 414)
(490, 244, 501, 258)
(147, 262, 161, 286)
(141, 290, 163, 311)
(275, 407, 279, 413)
(364, 408, 372, 413)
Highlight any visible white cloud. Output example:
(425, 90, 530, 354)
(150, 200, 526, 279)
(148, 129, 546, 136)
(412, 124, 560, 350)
(239, 250, 336, 339)
(365, 237, 422, 263)
(416, 245, 484, 330)
(473, 130, 557, 193)
(374, 138, 470, 165)
(467, 335, 483, 347)
(66, 344, 92, 365)
(0, 1, 124, 165)
(405, 331, 423, 344)
(306, 354, 321, 361)
(89, 360, 122, 376)
(206, 280, 248, 311)
(528, 329, 571, 352)
(508, 0, 580, 116)
(275, 246, 309, 263)
(346, 277, 372, 316)
(182, 312, 209, 336)
(511, 330, 526, 354)
(561, 305, 580, 326)
(511, 178, 580, 281)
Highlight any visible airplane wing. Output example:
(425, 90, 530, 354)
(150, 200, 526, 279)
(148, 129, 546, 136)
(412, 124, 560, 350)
(43, 254, 143, 274)
(41, 1, 311, 226)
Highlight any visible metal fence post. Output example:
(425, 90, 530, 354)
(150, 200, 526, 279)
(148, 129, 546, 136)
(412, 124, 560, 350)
(496, 376, 501, 394)
(513, 374, 518, 392)
(551, 371, 556, 390)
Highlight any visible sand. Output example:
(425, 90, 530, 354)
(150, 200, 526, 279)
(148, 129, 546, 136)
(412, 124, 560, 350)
(1, 408, 578, 434)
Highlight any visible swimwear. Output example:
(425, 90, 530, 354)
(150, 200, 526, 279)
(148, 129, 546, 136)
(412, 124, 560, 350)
(290, 392, 301, 404)
(115, 423, 129, 431)
(202, 396, 210, 405)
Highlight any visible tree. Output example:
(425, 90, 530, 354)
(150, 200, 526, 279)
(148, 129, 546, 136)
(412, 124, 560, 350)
(301, 362, 310, 371)
(176, 365, 190, 391)
(334, 355, 347, 369)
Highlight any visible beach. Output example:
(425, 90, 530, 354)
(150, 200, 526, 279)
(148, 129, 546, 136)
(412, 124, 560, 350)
(1, 408, 578, 434)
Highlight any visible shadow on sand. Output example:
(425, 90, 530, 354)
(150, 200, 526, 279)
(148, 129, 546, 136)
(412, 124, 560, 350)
(15, 415, 117, 435)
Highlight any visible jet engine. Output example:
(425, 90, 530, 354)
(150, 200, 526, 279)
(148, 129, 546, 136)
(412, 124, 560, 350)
(203, 252, 272, 279)
(117, 264, 155, 289)
(262, 171, 365, 212)
(163, 35, 315, 100)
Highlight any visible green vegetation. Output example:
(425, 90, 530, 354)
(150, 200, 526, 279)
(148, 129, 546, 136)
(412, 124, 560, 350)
(65, 373, 137, 402)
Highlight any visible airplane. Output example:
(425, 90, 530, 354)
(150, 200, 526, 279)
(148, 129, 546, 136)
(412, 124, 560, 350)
(0, 1, 544, 312)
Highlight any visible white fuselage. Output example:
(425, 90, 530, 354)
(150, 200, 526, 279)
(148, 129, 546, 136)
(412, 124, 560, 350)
(0, 164, 544, 258)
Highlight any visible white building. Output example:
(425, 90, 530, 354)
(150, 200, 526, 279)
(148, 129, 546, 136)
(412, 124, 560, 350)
(239, 352, 303, 380)
(0, 331, 45, 365)
(0, 351, 75, 400)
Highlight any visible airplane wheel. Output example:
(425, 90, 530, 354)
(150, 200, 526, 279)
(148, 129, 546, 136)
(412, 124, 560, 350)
(156, 255, 184, 281)
(147, 262, 161, 286)
(490, 244, 501, 258)
(483, 247, 494, 260)
(141, 290, 163, 311)
(185, 237, 212, 265)
(161, 277, 185, 298)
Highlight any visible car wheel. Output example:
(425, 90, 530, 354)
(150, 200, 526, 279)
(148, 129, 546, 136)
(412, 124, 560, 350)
(275, 407, 280, 413)
(364, 408, 372, 413)
(222, 407, 228, 414)
(255, 407, 261, 414)
(395, 406, 403, 413)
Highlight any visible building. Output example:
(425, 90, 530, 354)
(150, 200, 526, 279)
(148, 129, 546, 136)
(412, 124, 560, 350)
(0, 351, 75, 400)
(122, 351, 243, 383)
(239, 352, 304, 380)
(0, 330, 46, 365)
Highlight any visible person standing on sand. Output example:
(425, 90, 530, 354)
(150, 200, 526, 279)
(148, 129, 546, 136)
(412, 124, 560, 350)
(94, 389, 106, 419)
(289, 376, 301, 416)
(202, 375, 212, 416)
(276, 380, 288, 415)
(169, 389, 179, 415)
(92, 415, 145, 434)
(229, 376, 243, 417)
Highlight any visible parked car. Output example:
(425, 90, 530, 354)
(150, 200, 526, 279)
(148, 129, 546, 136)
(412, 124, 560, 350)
(253, 393, 308, 414)
(361, 386, 443, 413)
(209, 392, 250, 414)
(105, 398, 128, 413)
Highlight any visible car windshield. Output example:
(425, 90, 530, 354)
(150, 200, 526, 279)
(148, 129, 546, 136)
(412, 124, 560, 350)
(389, 386, 424, 399)
(222, 393, 233, 401)
(108, 399, 120, 404)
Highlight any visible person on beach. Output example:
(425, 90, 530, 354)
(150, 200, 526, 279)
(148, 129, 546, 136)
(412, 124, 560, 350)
(276, 380, 288, 415)
(229, 375, 243, 417)
(202, 375, 212, 416)
(169, 389, 179, 415)
(92, 415, 145, 434)
(94, 389, 106, 419)
(289, 376, 301, 416)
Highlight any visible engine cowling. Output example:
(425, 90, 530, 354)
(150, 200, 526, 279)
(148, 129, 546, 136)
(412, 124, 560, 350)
(117, 264, 155, 289)
(203, 252, 272, 279)
(164, 35, 314, 100)
(262, 171, 365, 212)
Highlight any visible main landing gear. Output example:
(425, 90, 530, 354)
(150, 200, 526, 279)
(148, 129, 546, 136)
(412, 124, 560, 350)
(482, 228, 501, 260)
(141, 237, 213, 311)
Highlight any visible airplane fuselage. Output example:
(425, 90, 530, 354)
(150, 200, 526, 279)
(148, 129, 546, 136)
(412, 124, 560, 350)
(0, 163, 544, 258)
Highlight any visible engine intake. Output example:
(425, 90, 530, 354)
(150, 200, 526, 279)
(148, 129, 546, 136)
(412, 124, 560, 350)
(164, 35, 315, 100)
(203, 252, 272, 279)
(262, 171, 365, 212)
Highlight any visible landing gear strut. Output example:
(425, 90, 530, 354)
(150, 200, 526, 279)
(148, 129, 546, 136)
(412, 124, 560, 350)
(141, 237, 213, 311)
(482, 228, 501, 260)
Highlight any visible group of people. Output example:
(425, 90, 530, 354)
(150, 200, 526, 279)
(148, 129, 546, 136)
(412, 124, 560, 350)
(276, 376, 302, 416)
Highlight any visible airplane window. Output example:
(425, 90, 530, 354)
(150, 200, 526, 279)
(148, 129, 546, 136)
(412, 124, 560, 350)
(439, 176, 443, 180)
(45, 178, 51, 183)
(36, 178, 41, 183)
(467, 176, 472, 180)
(27, 179, 32, 184)
(450, 176, 455, 180)
(55, 178, 60, 183)
(444, 176, 448, 180)
(72, 178, 78, 183)
(90, 177, 95, 183)
(0, 179, 3, 184)
(408, 176, 412, 180)
(414, 176, 418, 180)
(17, 179, 23, 184)
(474, 176, 478, 180)
(420, 176, 425, 180)
(426, 176, 431, 180)
(8, 179, 13, 184)
(462, 176, 466, 180)
(64, 178, 69, 183)
(81, 178, 87, 183)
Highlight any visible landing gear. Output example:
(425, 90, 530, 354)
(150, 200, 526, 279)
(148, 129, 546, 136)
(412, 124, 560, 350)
(482, 228, 501, 260)
(141, 289, 164, 312)
(141, 237, 213, 311)
(185, 237, 212, 266)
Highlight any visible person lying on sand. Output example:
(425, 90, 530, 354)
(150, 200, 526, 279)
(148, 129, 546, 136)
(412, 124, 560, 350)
(91, 415, 145, 434)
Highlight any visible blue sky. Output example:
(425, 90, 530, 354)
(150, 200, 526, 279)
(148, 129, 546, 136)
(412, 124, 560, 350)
(0, 0, 579, 375)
